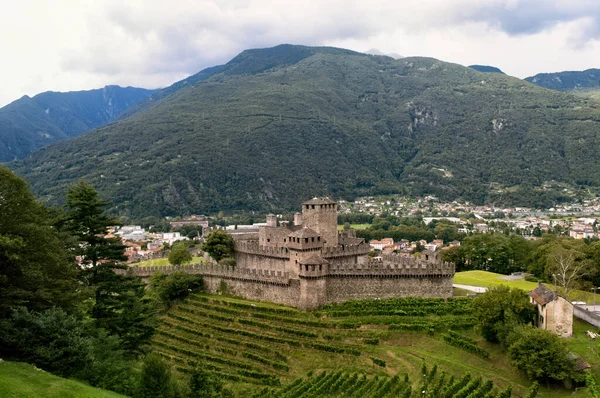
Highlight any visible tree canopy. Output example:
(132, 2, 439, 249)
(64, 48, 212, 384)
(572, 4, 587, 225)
(202, 230, 235, 262)
(0, 166, 77, 317)
(471, 286, 535, 344)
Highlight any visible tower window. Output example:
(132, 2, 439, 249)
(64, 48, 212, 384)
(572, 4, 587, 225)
(311, 205, 315, 209)
(317, 237, 320, 241)
(311, 237, 315, 242)
(305, 238, 309, 243)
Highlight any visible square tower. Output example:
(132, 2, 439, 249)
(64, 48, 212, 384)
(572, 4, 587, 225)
(301, 197, 338, 247)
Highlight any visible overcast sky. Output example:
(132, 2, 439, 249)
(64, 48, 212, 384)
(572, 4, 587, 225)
(2, 0, 600, 107)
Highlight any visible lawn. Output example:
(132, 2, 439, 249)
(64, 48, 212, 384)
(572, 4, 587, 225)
(337, 224, 371, 230)
(130, 256, 204, 267)
(0, 361, 125, 398)
(454, 270, 595, 302)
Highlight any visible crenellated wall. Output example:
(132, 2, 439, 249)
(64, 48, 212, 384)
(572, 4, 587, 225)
(123, 251, 454, 310)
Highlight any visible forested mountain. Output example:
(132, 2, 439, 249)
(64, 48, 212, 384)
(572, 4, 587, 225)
(11, 44, 600, 218)
(468, 65, 504, 74)
(0, 85, 154, 161)
(526, 69, 600, 92)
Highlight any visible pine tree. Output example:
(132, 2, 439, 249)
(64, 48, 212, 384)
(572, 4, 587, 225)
(62, 181, 156, 355)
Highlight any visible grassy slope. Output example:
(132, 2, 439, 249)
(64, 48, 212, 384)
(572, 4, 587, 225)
(454, 270, 595, 302)
(131, 256, 204, 267)
(153, 293, 595, 397)
(0, 361, 125, 398)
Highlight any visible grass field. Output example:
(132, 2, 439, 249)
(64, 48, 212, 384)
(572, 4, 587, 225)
(337, 224, 371, 231)
(0, 361, 125, 398)
(130, 256, 204, 267)
(454, 270, 596, 303)
(152, 292, 596, 397)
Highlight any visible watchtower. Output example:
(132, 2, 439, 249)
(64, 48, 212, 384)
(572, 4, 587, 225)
(301, 197, 338, 247)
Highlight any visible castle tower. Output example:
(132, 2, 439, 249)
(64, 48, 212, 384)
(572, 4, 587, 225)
(286, 226, 323, 278)
(301, 197, 338, 247)
(294, 212, 302, 226)
(266, 214, 277, 227)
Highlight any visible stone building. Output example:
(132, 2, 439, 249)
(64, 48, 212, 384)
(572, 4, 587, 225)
(127, 197, 455, 309)
(529, 283, 573, 338)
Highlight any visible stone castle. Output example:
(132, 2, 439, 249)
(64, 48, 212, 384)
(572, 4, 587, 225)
(128, 197, 455, 309)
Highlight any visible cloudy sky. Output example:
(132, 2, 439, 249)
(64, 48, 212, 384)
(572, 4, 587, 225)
(2, 0, 600, 107)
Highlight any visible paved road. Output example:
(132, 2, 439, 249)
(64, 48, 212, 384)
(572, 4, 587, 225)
(453, 284, 488, 293)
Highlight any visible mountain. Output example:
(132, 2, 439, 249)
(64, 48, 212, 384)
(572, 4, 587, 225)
(0, 85, 155, 161)
(525, 69, 600, 92)
(365, 49, 403, 59)
(11, 44, 600, 218)
(468, 65, 504, 74)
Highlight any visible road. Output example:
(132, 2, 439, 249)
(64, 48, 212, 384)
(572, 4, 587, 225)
(453, 284, 488, 293)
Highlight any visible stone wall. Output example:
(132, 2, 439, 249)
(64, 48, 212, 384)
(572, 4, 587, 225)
(324, 275, 453, 304)
(203, 275, 300, 307)
(124, 253, 455, 310)
(545, 297, 573, 337)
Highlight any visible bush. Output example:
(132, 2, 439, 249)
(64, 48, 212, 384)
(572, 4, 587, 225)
(137, 353, 176, 398)
(151, 272, 204, 307)
(507, 326, 574, 381)
(0, 307, 90, 376)
(371, 357, 386, 367)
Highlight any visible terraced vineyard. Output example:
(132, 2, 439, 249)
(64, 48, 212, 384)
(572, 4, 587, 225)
(153, 294, 585, 397)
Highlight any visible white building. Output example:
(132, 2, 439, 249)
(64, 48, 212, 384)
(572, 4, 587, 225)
(162, 232, 188, 245)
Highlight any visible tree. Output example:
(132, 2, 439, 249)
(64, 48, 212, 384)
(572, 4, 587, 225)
(187, 367, 233, 398)
(201, 230, 234, 262)
(137, 353, 175, 398)
(169, 242, 193, 265)
(150, 271, 203, 307)
(0, 307, 90, 376)
(0, 166, 77, 317)
(472, 286, 535, 344)
(507, 325, 574, 382)
(548, 246, 593, 299)
(61, 181, 156, 355)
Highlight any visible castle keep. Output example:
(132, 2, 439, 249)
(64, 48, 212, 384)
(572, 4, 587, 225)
(128, 197, 455, 309)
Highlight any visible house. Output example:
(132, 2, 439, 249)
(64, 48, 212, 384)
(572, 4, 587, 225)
(570, 225, 596, 240)
(162, 232, 188, 245)
(369, 238, 394, 251)
(528, 283, 573, 338)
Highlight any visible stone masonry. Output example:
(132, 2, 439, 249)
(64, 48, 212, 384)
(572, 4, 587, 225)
(126, 197, 455, 309)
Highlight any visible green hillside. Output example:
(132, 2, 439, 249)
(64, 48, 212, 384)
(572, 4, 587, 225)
(11, 44, 600, 217)
(0, 360, 126, 398)
(152, 292, 594, 397)
(0, 85, 154, 162)
(526, 69, 600, 92)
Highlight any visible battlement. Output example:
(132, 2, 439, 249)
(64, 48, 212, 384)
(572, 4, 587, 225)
(325, 254, 454, 277)
(321, 242, 371, 258)
(123, 263, 290, 285)
(234, 240, 290, 259)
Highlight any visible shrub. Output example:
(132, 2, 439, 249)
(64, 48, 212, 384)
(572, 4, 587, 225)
(151, 272, 204, 306)
(371, 357, 386, 367)
(137, 353, 176, 398)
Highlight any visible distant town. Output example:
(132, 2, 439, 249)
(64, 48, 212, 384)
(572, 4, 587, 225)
(115, 195, 600, 264)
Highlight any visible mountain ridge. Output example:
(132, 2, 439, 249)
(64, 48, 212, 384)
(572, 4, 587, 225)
(0, 85, 155, 161)
(525, 68, 600, 92)
(11, 45, 600, 218)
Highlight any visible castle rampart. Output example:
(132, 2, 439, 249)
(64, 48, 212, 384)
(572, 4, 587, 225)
(125, 198, 455, 309)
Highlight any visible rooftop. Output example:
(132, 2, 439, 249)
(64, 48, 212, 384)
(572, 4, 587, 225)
(303, 197, 336, 205)
(529, 283, 558, 305)
(289, 226, 320, 239)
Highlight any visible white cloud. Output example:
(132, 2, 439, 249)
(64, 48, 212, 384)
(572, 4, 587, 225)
(1, 0, 600, 107)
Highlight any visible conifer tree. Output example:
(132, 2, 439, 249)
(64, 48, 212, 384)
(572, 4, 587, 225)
(62, 181, 156, 355)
